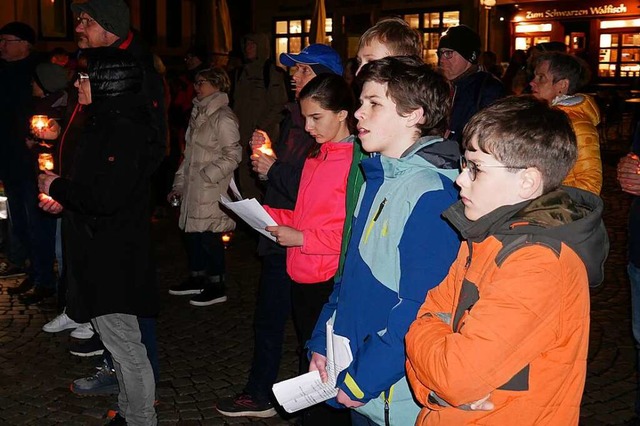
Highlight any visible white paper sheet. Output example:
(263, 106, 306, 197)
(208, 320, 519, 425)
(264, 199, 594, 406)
(220, 195, 277, 241)
(272, 317, 353, 413)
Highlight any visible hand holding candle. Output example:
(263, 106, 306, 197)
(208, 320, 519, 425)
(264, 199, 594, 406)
(31, 115, 49, 132)
(30, 115, 60, 140)
(250, 130, 276, 180)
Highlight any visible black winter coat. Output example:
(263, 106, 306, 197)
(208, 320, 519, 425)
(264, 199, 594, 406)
(258, 102, 315, 256)
(49, 94, 159, 321)
(448, 69, 505, 143)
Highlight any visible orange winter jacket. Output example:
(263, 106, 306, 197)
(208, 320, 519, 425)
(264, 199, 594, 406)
(406, 188, 608, 426)
(555, 94, 602, 195)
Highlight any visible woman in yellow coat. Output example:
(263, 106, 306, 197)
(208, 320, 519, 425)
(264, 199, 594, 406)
(530, 51, 602, 194)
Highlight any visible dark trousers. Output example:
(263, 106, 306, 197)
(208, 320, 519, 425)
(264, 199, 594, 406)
(244, 254, 292, 402)
(351, 411, 377, 426)
(182, 231, 225, 277)
(291, 279, 352, 426)
(4, 177, 56, 289)
(105, 316, 160, 384)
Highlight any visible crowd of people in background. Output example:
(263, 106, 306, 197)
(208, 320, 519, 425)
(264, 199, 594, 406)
(1, 0, 633, 424)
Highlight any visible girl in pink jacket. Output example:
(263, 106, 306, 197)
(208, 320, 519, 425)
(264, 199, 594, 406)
(263, 73, 355, 408)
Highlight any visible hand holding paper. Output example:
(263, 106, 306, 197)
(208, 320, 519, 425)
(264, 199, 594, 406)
(220, 195, 277, 242)
(272, 317, 353, 413)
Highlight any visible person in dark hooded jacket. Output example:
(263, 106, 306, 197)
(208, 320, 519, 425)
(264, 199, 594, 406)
(37, 47, 158, 426)
(232, 32, 288, 199)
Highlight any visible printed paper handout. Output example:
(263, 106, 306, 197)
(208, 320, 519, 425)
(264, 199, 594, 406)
(220, 196, 277, 242)
(272, 317, 353, 413)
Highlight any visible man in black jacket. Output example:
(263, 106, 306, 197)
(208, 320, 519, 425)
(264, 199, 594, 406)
(40, 0, 165, 416)
(437, 25, 505, 144)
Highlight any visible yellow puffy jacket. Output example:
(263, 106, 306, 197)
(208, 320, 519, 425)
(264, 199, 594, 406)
(554, 94, 602, 195)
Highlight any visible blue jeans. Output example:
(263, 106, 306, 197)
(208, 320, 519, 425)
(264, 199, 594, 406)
(182, 231, 225, 277)
(92, 313, 157, 426)
(244, 254, 292, 402)
(629, 262, 640, 416)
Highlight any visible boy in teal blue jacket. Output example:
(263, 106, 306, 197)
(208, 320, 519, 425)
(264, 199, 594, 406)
(307, 56, 460, 425)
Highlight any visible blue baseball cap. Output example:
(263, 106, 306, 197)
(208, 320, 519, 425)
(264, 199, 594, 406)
(280, 44, 343, 76)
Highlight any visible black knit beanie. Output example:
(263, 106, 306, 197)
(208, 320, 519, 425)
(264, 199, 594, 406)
(438, 25, 481, 64)
(0, 21, 36, 45)
(71, 0, 130, 39)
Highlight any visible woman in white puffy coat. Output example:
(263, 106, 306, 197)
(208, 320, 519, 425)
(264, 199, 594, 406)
(168, 67, 242, 306)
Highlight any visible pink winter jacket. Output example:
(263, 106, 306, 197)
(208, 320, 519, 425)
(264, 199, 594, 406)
(265, 139, 353, 284)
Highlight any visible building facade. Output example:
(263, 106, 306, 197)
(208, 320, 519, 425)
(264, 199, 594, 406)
(494, 0, 640, 83)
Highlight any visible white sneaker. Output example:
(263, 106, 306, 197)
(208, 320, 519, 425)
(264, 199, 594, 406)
(70, 322, 94, 339)
(42, 312, 81, 333)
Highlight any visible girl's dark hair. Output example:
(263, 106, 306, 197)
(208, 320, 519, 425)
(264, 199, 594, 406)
(298, 73, 355, 158)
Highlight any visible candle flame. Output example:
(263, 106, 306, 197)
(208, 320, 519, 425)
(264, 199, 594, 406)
(38, 153, 54, 171)
(31, 115, 49, 131)
(258, 145, 274, 156)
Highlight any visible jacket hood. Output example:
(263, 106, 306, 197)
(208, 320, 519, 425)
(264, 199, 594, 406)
(553, 93, 600, 126)
(383, 135, 460, 181)
(443, 186, 609, 287)
(241, 33, 271, 61)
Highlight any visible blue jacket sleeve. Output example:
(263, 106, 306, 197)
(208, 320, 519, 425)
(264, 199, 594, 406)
(338, 189, 460, 402)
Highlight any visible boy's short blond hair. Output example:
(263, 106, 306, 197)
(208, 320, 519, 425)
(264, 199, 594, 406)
(358, 17, 422, 57)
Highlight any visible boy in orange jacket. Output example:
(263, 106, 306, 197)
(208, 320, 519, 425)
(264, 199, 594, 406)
(406, 96, 608, 425)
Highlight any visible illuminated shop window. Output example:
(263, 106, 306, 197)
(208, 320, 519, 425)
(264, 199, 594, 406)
(390, 10, 460, 65)
(599, 29, 640, 78)
(514, 24, 552, 33)
(274, 17, 333, 68)
(512, 22, 553, 53)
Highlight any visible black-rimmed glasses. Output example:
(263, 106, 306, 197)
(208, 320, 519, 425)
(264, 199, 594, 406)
(459, 155, 526, 181)
(437, 49, 455, 60)
(75, 16, 96, 27)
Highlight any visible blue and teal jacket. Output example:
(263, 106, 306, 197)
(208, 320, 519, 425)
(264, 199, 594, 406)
(307, 136, 460, 425)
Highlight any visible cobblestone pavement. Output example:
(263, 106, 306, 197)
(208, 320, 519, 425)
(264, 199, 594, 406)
(0, 145, 637, 425)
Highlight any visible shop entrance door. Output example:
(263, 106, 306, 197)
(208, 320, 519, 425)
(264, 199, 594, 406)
(563, 21, 589, 55)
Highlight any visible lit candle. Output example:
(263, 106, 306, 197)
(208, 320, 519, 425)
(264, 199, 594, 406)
(31, 115, 49, 132)
(258, 145, 274, 156)
(38, 153, 54, 171)
(222, 233, 231, 243)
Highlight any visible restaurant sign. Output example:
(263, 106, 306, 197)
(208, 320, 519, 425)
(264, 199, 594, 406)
(515, 2, 633, 21)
